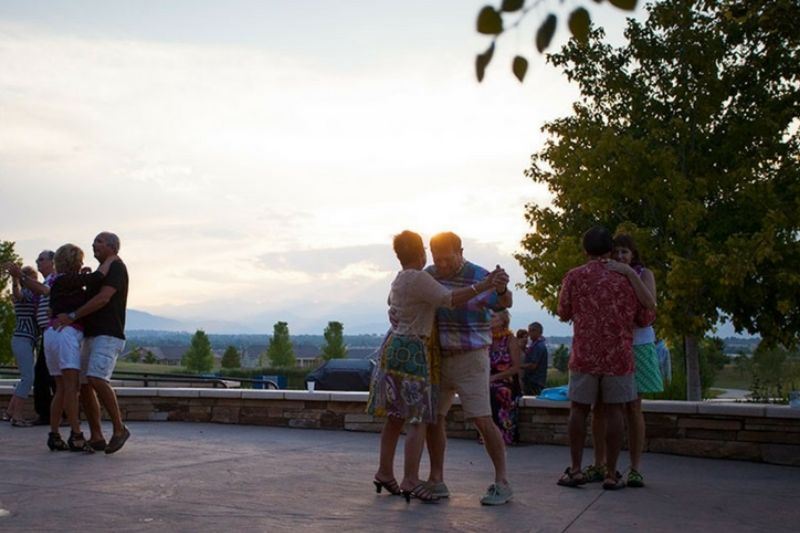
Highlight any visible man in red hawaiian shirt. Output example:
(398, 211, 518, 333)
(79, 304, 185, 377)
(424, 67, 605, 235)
(556, 226, 655, 490)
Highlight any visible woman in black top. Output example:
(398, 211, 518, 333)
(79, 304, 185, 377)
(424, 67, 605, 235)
(43, 244, 115, 452)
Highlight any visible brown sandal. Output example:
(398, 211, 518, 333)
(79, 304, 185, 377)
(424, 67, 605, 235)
(557, 467, 587, 488)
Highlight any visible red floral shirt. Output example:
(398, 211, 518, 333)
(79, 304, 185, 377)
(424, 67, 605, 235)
(558, 260, 655, 376)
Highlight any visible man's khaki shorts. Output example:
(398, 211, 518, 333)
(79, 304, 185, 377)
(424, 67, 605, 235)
(437, 347, 491, 419)
(568, 371, 637, 405)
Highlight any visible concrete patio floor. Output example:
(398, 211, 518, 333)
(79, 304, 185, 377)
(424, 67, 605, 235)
(0, 421, 797, 532)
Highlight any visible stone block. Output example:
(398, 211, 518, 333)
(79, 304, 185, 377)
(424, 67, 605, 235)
(241, 390, 285, 400)
(648, 438, 760, 461)
(115, 387, 156, 397)
(320, 411, 344, 429)
(765, 406, 800, 419)
(530, 412, 569, 424)
(157, 388, 201, 398)
(284, 409, 322, 421)
(641, 400, 699, 414)
(284, 391, 329, 401)
(685, 429, 738, 441)
(446, 430, 478, 440)
(737, 430, 800, 444)
(523, 399, 570, 410)
(149, 412, 169, 421)
(329, 392, 369, 402)
(345, 422, 383, 432)
(345, 414, 377, 423)
(198, 389, 243, 399)
(744, 420, 800, 432)
(697, 403, 765, 417)
(644, 413, 678, 427)
(328, 402, 370, 414)
(211, 406, 240, 424)
(124, 410, 154, 421)
(678, 418, 741, 430)
(187, 407, 212, 423)
(289, 419, 320, 429)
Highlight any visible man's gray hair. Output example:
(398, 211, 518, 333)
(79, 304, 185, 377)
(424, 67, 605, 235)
(102, 232, 121, 253)
(40, 250, 55, 260)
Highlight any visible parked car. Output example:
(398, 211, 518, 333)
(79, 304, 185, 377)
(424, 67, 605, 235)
(305, 358, 375, 391)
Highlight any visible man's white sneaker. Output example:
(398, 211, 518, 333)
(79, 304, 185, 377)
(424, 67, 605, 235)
(479, 483, 513, 505)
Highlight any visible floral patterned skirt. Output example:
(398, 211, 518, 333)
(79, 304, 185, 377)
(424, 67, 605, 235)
(490, 378, 519, 445)
(366, 333, 439, 424)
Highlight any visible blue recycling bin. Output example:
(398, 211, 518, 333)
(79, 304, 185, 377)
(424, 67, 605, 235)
(253, 374, 286, 389)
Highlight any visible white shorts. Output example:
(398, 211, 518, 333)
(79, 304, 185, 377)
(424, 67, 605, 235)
(81, 335, 125, 382)
(43, 326, 84, 376)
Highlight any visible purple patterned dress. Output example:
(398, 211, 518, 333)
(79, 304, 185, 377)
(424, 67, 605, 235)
(489, 331, 519, 445)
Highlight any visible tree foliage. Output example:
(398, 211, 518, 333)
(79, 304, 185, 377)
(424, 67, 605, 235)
(267, 321, 296, 368)
(0, 240, 22, 365)
(221, 345, 242, 369)
(552, 344, 569, 373)
(321, 321, 347, 360)
(474, 0, 638, 82)
(182, 330, 215, 373)
(516, 0, 800, 399)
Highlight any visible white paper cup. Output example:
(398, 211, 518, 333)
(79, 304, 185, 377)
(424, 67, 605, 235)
(307, 381, 315, 392)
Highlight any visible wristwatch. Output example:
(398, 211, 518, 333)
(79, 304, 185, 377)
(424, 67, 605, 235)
(67, 312, 78, 321)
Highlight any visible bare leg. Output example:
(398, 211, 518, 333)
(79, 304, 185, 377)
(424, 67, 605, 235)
(61, 369, 82, 434)
(81, 383, 104, 442)
(400, 422, 427, 491)
(88, 377, 124, 435)
(49, 376, 65, 433)
(626, 397, 645, 471)
(567, 401, 591, 473)
(603, 402, 626, 481)
(375, 416, 404, 482)
(591, 402, 607, 468)
(473, 416, 509, 484)
(425, 415, 447, 484)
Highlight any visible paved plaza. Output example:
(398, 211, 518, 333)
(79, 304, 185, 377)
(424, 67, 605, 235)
(0, 421, 797, 532)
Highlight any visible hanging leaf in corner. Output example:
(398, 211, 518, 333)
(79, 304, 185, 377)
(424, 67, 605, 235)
(477, 6, 504, 35)
(512, 56, 528, 82)
(476, 42, 496, 82)
(535, 14, 557, 53)
(608, 0, 638, 11)
(568, 8, 591, 44)
(501, 0, 525, 12)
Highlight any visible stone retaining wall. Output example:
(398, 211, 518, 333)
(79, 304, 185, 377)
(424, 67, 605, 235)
(2, 387, 798, 466)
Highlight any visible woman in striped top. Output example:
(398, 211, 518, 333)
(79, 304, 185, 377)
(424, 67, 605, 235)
(4, 265, 40, 426)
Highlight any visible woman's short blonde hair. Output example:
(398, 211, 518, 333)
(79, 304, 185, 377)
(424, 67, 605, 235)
(54, 244, 84, 274)
(493, 309, 511, 329)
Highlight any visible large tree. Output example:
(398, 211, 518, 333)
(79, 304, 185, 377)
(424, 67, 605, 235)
(321, 321, 347, 360)
(267, 321, 296, 368)
(0, 240, 22, 364)
(182, 330, 215, 373)
(517, 0, 800, 400)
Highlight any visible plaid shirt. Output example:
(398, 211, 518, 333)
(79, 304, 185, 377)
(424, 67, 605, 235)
(425, 260, 501, 351)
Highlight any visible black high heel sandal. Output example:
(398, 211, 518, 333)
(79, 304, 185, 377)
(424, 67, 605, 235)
(68, 431, 94, 453)
(401, 483, 440, 504)
(373, 477, 401, 496)
(47, 432, 68, 451)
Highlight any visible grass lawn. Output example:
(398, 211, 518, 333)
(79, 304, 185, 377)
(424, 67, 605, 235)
(115, 362, 188, 374)
(711, 364, 752, 390)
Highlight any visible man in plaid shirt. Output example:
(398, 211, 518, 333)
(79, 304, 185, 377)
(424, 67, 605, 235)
(424, 231, 514, 506)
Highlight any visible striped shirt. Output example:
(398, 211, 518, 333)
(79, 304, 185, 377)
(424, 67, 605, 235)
(13, 288, 38, 341)
(35, 273, 56, 329)
(424, 261, 501, 351)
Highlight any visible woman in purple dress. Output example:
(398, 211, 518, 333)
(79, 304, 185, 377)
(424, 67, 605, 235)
(488, 310, 521, 445)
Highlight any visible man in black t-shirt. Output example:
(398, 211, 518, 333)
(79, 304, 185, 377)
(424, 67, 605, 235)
(55, 232, 130, 454)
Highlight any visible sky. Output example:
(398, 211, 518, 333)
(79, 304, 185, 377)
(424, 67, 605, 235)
(0, 0, 648, 335)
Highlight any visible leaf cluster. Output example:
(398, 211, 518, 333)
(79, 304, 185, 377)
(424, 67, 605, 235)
(475, 0, 638, 82)
(0, 240, 21, 364)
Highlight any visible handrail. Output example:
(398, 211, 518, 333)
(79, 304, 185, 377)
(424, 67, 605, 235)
(0, 365, 278, 389)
